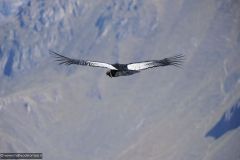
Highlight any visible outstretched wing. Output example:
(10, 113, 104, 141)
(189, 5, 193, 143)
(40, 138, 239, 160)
(49, 50, 117, 70)
(127, 54, 184, 71)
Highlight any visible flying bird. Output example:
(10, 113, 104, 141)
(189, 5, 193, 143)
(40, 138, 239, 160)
(49, 50, 184, 78)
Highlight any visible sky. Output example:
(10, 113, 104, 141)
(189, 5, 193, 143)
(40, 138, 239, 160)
(0, 0, 240, 159)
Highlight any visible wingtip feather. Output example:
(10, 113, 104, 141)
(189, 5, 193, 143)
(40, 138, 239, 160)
(167, 54, 185, 68)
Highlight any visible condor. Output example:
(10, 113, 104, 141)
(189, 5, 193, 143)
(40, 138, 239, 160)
(50, 50, 184, 78)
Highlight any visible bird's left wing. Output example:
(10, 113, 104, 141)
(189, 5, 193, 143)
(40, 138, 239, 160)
(49, 50, 117, 70)
(127, 54, 184, 71)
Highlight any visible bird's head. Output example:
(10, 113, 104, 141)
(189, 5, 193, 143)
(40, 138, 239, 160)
(106, 71, 112, 78)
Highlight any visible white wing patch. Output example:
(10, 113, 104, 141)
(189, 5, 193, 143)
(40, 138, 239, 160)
(88, 61, 117, 70)
(127, 62, 154, 70)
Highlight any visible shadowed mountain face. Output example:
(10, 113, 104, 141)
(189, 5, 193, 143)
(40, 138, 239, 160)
(206, 98, 240, 139)
(0, 0, 240, 160)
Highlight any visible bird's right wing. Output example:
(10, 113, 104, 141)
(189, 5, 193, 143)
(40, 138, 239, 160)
(127, 54, 184, 71)
(49, 50, 117, 70)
